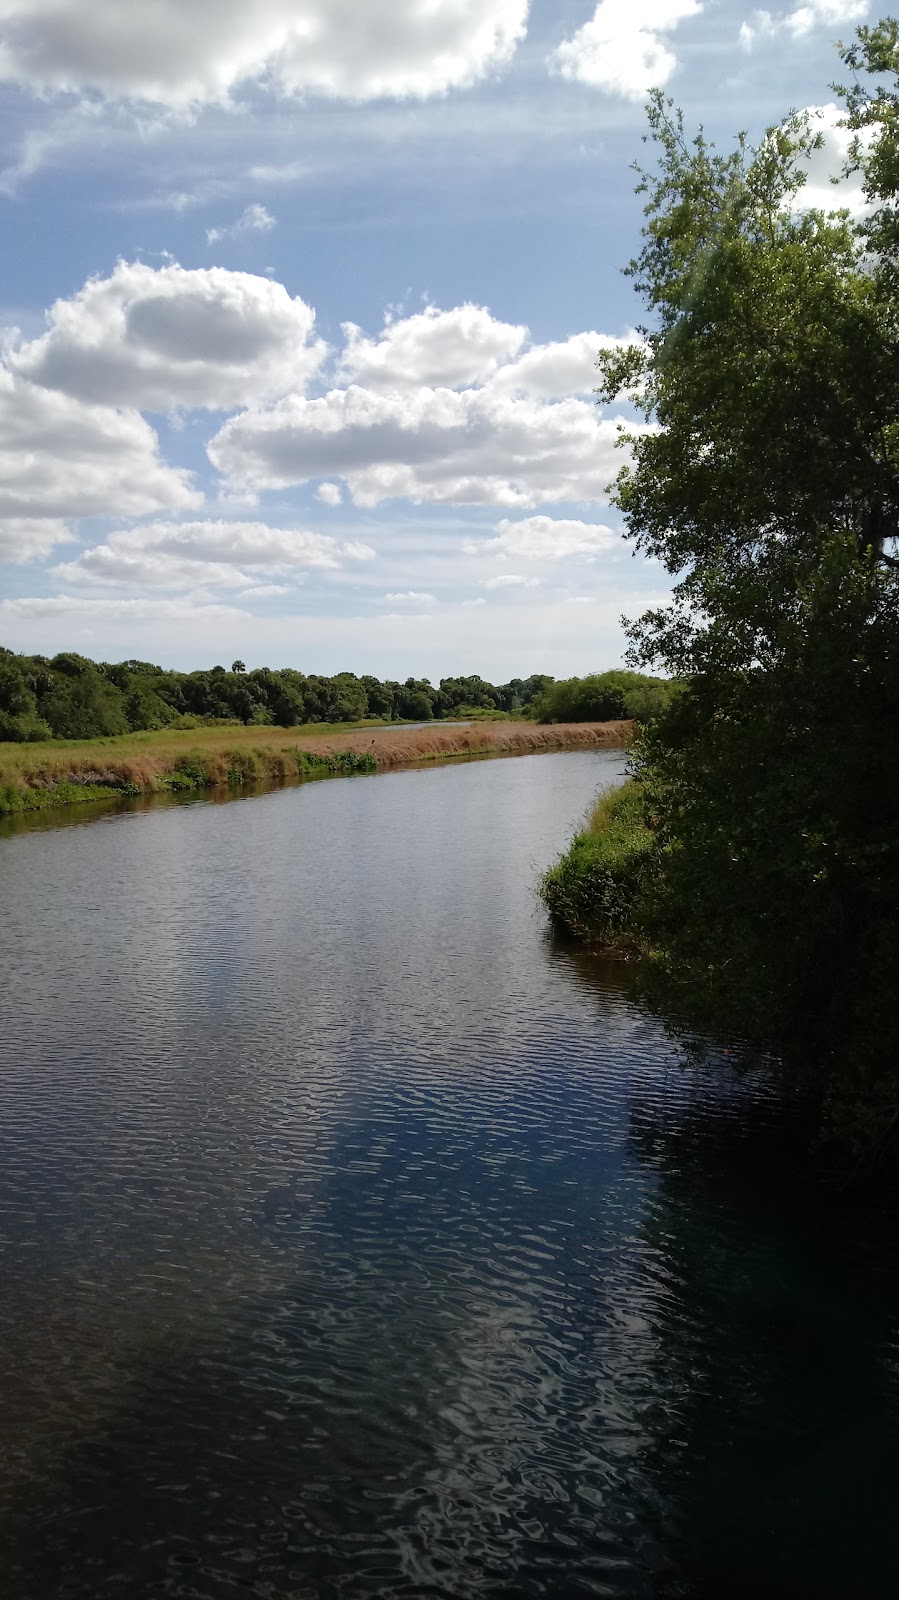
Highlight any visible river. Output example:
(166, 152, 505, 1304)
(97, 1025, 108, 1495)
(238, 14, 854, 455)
(1, 750, 898, 1599)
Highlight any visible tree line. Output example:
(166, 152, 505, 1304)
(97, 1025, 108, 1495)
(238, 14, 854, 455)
(0, 648, 670, 742)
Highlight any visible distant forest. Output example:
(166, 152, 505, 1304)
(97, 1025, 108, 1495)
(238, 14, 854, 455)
(0, 647, 670, 742)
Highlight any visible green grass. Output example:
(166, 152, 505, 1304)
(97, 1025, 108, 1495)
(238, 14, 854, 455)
(539, 780, 656, 949)
(0, 778, 143, 815)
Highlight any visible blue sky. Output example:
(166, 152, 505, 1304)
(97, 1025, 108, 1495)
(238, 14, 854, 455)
(0, 0, 867, 678)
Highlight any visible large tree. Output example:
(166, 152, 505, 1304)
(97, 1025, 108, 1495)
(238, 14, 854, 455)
(601, 24, 899, 1158)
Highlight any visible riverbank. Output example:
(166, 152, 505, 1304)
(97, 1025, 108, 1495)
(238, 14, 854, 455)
(0, 720, 633, 816)
(539, 778, 653, 953)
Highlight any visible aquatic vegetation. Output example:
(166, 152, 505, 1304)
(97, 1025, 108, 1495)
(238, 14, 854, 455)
(292, 748, 377, 777)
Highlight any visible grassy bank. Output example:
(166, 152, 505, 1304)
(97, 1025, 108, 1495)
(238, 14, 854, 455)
(540, 779, 655, 952)
(0, 720, 633, 817)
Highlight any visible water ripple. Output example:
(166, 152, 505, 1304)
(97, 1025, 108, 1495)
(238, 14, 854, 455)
(1, 753, 898, 1598)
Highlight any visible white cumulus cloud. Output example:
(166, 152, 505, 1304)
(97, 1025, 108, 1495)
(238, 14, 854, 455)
(0, 0, 529, 108)
(466, 514, 619, 559)
(316, 481, 343, 506)
(52, 519, 369, 591)
(480, 573, 539, 588)
(384, 590, 436, 603)
(789, 103, 872, 215)
(52, 518, 371, 595)
(485, 331, 632, 398)
(338, 304, 527, 393)
(208, 385, 638, 508)
(335, 308, 634, 401)
(8, 261, 325, 411)
(740, 0, 867, 49)
(0, 517, 74, 562)
(0, 368, 198, 531)
(551, 0, 701, 100)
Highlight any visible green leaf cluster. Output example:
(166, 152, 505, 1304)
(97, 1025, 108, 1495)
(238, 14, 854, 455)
(0, 652, 558, 743)
(534, 669, 677, 724)
(597, 23, 899, 1159)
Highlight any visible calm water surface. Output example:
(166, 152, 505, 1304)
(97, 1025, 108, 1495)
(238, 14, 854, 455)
(1, 752, 898, 1599)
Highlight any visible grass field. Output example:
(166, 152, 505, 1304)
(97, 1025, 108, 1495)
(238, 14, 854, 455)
(0, 718, 396, 777)
(0, 720, 634, 816)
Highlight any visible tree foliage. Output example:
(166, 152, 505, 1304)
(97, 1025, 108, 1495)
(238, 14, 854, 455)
(535, 669, 676, 724)
(0, 652, 584, 742)
(598, 24, 899, 1159)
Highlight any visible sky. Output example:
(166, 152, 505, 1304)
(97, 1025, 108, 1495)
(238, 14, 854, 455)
(0, 0, 871, 679)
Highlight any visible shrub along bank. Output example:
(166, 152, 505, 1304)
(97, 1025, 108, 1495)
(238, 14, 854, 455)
(534, 671, 678, 725)
(540, 780, 654, 950)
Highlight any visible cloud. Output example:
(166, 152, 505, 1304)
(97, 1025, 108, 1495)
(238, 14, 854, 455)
(206, 203, 276, 245)
(480, 573, 539, 588)
(740, 0, 867, 49)
(52, 519, 369, 591)
(551, 0, 701, 100)
(789, 103, 871, 215)
(0, 101, 104, 196)
(461, 596, 487, 607)
(0, 264, 639, 617)
(484, 331, 631, 398)
(255, 310, 641, 508)
(0, 517, 74, 562)
(0, 368, 198, 531)
(335, 308, 636, 402)
(0, 0, 529, 108)
(1, 594, 248, 620)
(208, 384, 639, 508)
(0, 585, 675, 674)
(378, 610, 434, 622)
(465, 514, 619, 560)
(8, 261, 325, 411)
(338, 304, 527, 393)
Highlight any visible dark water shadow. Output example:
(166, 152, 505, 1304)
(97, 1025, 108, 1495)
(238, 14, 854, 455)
(0, 1284, 450, 1600)
(0, 1260, 660, 1600)
(545, 939, 899, 1600)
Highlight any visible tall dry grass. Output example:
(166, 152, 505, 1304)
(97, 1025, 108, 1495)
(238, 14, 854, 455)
(0, 720, 634, 817)
(293, 720, 633, 768)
